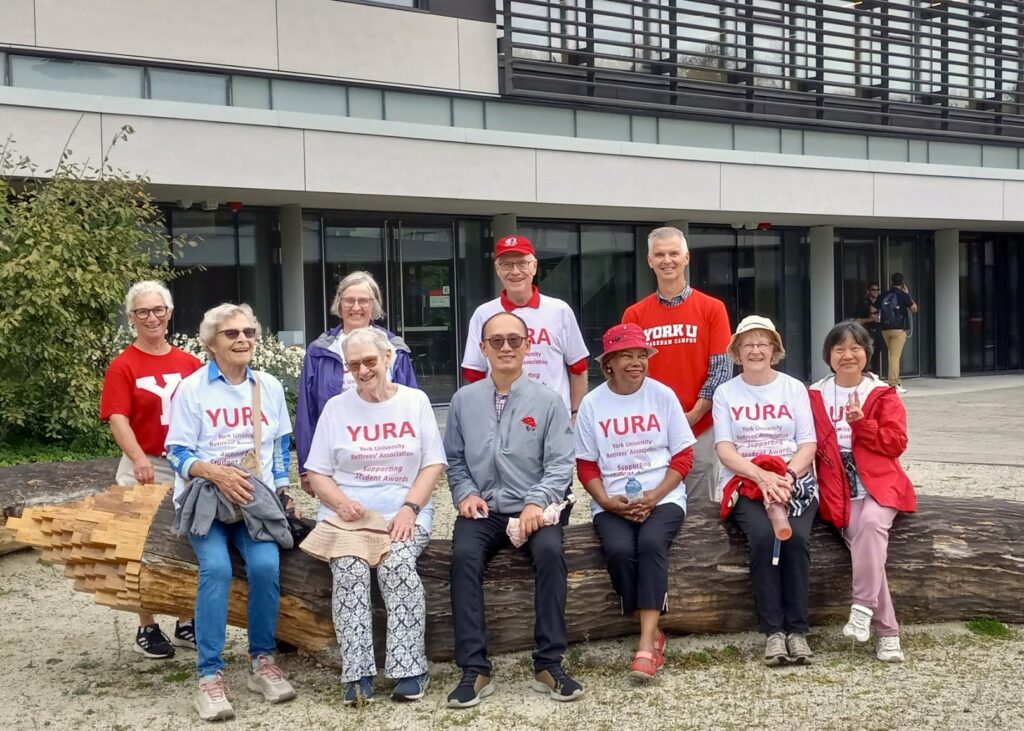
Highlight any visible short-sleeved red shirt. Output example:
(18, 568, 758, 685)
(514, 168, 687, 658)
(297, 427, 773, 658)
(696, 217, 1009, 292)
(100, 344, 202, 456)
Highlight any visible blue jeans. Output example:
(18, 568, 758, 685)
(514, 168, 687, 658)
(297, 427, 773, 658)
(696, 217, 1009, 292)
(188, 519, 281, 676)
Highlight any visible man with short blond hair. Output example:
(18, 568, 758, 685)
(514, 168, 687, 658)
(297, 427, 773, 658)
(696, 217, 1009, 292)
(622, 226, 732, 501)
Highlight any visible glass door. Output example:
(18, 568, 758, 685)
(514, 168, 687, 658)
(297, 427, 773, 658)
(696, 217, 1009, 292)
(390, 223, 459, 403)
(837, 231, 933, 379)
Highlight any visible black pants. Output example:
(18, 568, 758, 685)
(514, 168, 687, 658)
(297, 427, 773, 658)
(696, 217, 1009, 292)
(593, 503, 685, 615)
(450, 514, 567, 675)
(730, 496, 818, 635)
(868, 327, 886, 376)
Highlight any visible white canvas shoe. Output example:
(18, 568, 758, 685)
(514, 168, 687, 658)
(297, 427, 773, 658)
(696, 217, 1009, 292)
(876, 636, 906, 663)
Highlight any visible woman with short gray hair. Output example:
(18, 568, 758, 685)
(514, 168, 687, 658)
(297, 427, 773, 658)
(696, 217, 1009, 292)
(305, 326, 445, 705)
(101, 280, 202, 660)
(295, 271, 418, 496)
(165, 302, 298, 721)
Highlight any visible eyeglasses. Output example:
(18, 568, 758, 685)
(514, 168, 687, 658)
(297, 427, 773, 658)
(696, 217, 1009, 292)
(341, 297, 373, 308)
(132, 306, 169, 319)
(739, 342, 774, 352)
(869, 288, 880, 293)
(496, 259, 535, 272)
(345, 355, 380, 372)
(218, 327, 257, 340)
(484, 335, 526, 350)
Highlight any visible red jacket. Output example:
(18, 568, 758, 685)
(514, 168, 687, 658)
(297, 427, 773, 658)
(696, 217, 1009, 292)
(719, 454, 787, 520)
(809, 374, 916, 528)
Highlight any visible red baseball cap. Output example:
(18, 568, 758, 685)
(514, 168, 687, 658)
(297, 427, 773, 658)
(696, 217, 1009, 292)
(495, 234, 535, 258)
(597, 323, 658, 363)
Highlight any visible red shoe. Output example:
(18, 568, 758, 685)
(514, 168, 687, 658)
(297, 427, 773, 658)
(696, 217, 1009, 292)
(630, 651, 658, 680)
(653, 631, 667, 668)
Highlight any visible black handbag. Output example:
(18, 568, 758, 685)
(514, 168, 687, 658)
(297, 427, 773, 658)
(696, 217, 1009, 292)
(278, 491, 312, 545)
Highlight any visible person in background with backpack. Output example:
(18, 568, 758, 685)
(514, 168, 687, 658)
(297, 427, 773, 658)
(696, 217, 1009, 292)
(878, 273, 918, 394)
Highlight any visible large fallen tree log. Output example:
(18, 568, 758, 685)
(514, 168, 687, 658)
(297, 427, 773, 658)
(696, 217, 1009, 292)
(0, 458, 120, 556)
(8, 483, 1024, 667)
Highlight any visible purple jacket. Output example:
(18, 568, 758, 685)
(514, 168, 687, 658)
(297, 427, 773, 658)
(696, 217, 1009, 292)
(294, 324, 418, 474)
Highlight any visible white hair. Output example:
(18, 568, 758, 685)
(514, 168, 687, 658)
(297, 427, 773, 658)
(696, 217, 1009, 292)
(197, 303, 261, 356)
(124, 280, 173, 316)
(331, 270, 385, 321)
(646, 226, 689, 256)
(341, 327, 392, 360)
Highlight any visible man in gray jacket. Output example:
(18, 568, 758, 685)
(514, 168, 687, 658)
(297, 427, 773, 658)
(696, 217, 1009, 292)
(443, 311, 582, 708)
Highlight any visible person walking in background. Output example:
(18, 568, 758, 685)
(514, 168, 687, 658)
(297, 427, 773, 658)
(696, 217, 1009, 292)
(295, 271, 417, 496)
(622, 226, 732, 502)
(100, 280, 201, 659)
(445, 311, 582, 708)
(574, 323, 695, 680)
(853, 282, 885, 375)
(810, 321, 916, 663)
(878, 273, 918, 394)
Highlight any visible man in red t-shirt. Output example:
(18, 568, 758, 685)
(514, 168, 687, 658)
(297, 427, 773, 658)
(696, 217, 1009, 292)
(622, 227, 732, 501)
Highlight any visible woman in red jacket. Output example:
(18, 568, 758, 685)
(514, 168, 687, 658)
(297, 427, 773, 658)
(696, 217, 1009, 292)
(809, 321, 916, 663)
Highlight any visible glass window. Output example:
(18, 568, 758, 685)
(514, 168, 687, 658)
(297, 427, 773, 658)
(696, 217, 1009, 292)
(580, 224, 637, 376)
(238, 209, 280, 333)
(149, 68, 228, 105)
(168, 209, 240, 335)
(302, 216, 325, 340)
(10, 55, 142, 97)
(232, 75, 271, 109)
(272, 79, 347, 116)
(518, 222, 579, 307)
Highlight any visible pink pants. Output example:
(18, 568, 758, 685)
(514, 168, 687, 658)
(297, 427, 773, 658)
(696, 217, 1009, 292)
(843, 496, 900, 637)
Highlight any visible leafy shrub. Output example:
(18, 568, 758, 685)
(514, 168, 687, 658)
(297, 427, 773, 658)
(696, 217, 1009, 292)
(0, 127, 190, 443)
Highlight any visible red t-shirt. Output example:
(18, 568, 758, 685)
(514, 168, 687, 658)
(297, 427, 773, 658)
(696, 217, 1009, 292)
(100, 344, 202, 456)
(622, 290, 731, 436)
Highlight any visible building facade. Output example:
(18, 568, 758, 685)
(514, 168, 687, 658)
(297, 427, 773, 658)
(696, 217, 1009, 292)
(2, 0, 1022, 402)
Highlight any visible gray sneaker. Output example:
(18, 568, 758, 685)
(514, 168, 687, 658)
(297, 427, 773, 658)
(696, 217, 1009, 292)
(195, 671, 234, 722)
(247, 655, 297, 703)
(764, 632, 787, 666)
(786, 633, 814, 664)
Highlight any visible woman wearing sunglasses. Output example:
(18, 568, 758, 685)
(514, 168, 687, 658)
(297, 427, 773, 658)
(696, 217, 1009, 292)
(574, 323, 696, 680)
(295, 271, 418, 497)
(304, 327, 447, 705)
(100, 280, 202, 659)
(165, 303, 298, 721)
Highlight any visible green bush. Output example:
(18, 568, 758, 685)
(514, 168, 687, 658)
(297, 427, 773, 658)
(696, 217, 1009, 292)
(0, 126, 188, 444)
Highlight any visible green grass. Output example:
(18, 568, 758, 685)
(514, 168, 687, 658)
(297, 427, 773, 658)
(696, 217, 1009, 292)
(0, 434, 118, 466)
(966, 618, 1014, 639)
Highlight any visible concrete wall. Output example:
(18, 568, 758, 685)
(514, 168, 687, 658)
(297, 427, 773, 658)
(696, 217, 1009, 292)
(4, 94, 1024, 227)
(4, 0, 497, 94)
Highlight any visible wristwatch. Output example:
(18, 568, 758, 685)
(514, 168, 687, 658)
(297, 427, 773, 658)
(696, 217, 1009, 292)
(402, 501, 421, 515)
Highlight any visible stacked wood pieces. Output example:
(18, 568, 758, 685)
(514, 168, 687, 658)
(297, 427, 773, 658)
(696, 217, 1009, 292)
(0, 525, 24, 556)
(7, 483, 170, 610)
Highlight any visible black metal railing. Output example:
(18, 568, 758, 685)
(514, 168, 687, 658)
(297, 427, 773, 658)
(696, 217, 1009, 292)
(496, 0, 1024, 141)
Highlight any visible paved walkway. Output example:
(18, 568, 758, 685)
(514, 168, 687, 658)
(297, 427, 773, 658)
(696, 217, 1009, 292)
(433, 374, 1024, 466)
(901, 374, 1024, 466)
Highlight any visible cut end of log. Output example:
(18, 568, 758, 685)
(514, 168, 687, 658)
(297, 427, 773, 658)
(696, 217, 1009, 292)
(7, 483, 170, 611)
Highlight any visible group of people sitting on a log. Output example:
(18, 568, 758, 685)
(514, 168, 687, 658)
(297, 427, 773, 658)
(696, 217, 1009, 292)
(101, 227, 917, 722)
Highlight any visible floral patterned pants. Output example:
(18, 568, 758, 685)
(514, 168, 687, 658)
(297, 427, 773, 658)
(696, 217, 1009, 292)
(330, 526, 430, 682)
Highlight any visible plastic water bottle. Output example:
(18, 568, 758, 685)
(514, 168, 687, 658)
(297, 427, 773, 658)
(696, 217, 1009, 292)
(624, 476, 643, 503)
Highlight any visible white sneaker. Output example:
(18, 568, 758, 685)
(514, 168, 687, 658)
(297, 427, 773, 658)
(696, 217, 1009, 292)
(895, 386, 907, 394)
(195, 671, 234, 722)
(842, 604, 873, 643)
(876, 636, 906, 663)
(247, 655, 297, 703)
